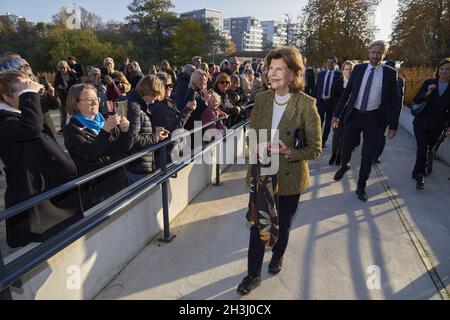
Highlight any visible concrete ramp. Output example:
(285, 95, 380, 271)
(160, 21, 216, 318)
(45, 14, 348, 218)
(96, 128, 448, 300)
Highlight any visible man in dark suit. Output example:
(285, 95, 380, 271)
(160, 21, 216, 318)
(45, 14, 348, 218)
(314, 56, 342, 147)
(331, 40, 401, 201)
(374, 60, 405, 164)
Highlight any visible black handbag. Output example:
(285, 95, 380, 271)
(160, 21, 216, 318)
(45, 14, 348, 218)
(294, 128, 305, 149)
(411, 101, 428, 116)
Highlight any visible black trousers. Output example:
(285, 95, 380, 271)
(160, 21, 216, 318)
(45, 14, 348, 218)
(413, 124, 442, 175)
(318, 99, 334, 145)
(340, 109, 381, 190)
(375, 122, 389, 160)
(247, 194, 301, 277)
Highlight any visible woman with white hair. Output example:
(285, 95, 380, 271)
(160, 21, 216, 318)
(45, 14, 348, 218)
(55, 60, 79, 132)
(125, 61, 144, 90)
(102, 57, 131, 95)
(182, 69, 211, 131)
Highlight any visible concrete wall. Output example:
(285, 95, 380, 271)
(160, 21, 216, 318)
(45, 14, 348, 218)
(399, 106, 450, 165)
(6, 127, 246, 300)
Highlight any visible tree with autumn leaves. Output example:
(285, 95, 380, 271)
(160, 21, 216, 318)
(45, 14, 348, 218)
(390, 0, 450, 67)
(298, 0, 380, 67)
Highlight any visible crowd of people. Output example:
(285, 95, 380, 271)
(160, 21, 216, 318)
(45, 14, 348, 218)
(0, 45, 449, 285)
(0, 52, 268, 248)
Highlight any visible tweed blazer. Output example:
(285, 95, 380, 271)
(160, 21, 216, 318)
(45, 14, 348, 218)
(246, 90, 322, 195)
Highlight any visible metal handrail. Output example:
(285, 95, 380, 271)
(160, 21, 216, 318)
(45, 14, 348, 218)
(0, 102, 254, 296)
(0, 107, 250, 222)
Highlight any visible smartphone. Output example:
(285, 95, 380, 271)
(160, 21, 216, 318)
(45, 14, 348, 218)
(39, 75, 49, 89)
(113, 101, 128, 118)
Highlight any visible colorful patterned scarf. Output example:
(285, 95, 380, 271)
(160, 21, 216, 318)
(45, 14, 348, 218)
(246, 160, 280, 248)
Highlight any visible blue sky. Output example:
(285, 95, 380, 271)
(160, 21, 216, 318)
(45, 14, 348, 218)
(1, 0, 398, 39)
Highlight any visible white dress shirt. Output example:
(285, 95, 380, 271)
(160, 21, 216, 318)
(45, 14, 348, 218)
(354, 64, 383, 111)
(343, 78, 349, 89)
(321, 70, 335, 99)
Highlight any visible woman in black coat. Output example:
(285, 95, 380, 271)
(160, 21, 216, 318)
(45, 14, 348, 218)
(152, 72, 196, 133)
(0, 70, 83, 248)
(63, 84, 133, 210)
(121, 76, 169, 184)
(182, 69, 210, 132)
(213, 73, 242, 127)
(412, 58, 450, 189)
(54, 60, 79, 131)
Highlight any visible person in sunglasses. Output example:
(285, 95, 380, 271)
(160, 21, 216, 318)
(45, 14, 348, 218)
(152, 72, 196, 134)
(213, 73, 242, 127)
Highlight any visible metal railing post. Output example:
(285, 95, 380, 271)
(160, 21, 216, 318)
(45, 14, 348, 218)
(0, 251, 12, 300)
(159, 146, 175, 243)
(215, 162, 221, 186)
(214, 132, 223, 187)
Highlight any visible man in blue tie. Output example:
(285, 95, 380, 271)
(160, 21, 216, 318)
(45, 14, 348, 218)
(331, 40, 401, 201)
(314, 56, 342, 148)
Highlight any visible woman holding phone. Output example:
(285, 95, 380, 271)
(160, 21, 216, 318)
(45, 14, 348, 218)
(121, 75, 170, 184)
(63, 84, 132, 210)
(237, 47, 322, 295)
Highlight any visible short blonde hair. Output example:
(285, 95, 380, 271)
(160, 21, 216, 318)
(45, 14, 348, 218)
(66, 84, 97, 115)
(189, 69, 206, 90)
(207, 92, 221, 107)
(370, 40, 389, 53)
(136, 75, 165, 101)
(342, 60, 355, 69)
(265, 46, 305, 93)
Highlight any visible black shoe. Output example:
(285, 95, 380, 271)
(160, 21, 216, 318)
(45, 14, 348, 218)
(329, 154, 337, 165)
(334, 164, 351, 181)
(373, 158, 381, 164)
(335, 155, 341, 166)
(268, 254, 284, 275)
(237, 276, 261, 295)
(416, 175, 425, 190)
(356, 188, 368, 202)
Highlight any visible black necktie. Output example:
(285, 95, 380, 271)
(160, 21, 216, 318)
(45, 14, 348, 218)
(324, 71, 332, 97)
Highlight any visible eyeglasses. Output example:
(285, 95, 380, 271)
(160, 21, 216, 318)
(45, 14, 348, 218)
(78, 97, 100, 104)
(165, 84, 174, 89)
(219, 81, 230, 85)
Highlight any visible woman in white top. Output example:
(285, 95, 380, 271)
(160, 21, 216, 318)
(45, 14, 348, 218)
(329, 60, 355, 166)
(237, 47, 322, 295)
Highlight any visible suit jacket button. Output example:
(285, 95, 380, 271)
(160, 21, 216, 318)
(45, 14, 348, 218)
(286, 172, 290, 176)
(287, 131, 291, 135)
